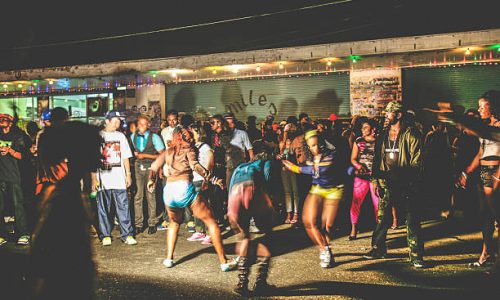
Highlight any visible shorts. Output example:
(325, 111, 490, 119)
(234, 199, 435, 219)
(309, 184, 344, 201)
(227, 181, 274, 234)
(163, 181, 198, 209)
(480, 165, 499, 188)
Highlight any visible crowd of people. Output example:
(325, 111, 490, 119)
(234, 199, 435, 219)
(0, 89, 498, 297)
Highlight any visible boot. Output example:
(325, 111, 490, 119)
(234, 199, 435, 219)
(253, 256, 275, 295)
(234, 256, 250, 295)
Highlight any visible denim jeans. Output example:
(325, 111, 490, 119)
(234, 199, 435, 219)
(0, 181, 28, 238)
(281, 168, 299, 213)
(97, 189, 133, 240)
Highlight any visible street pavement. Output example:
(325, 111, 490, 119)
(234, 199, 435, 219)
(1, 217, 498, 299)
(94, 218, 498, 299)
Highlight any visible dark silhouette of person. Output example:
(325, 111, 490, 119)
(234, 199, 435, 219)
(29, 121, 102, 300)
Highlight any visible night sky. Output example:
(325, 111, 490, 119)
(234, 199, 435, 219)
(1, 0, 499, 70)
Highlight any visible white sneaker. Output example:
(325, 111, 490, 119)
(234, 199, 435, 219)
(220, 258, 237, 272)
(163, 259, 174, 268)
(102, 237, 112, 246)
(124, 236, 137, 245)
(320, 246, 333, 268)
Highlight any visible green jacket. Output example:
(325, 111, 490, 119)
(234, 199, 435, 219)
(372, 125, 423, 183)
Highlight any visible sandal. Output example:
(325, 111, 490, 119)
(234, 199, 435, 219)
(290, 213, 298, 224)
(468, 256, 493, 268)
(284, 213, 291, 224)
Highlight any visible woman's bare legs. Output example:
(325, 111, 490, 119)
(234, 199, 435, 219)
(302, 193, 327, 250)
(191, 195, 229, 264)
(165, 208, 183, 260)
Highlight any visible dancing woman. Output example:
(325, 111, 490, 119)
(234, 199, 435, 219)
(283, 129, 344, 268)
(147, 126, 236, 271)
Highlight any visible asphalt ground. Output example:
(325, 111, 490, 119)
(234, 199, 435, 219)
(1, 217, 498, 299)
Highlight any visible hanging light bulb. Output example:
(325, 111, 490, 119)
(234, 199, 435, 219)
(17, 84, 22, 88)
(256, 66, 261, 72)
(279, 63, 284, 69)
(33, 82, 38, 86)
(152, 74, 157, 78)
(49, 80, 54, 85)
(171, 73, 177, 78)
(327, 61, 332, 66)
(3, 84, 7, 89)
(465, 48, 471, 55)
(212, 70, 217, 75)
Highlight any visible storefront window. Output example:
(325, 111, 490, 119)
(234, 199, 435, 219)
(52, 94, 87, 119)
(14, 97, 35, 120)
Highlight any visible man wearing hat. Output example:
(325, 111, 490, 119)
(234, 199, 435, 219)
(364, 100, 426, 268)
(92, 111, 137, 246)
(0, 113, 30, 246)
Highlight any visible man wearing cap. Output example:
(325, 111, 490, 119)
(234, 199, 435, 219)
(92, 111, 136, 246)
(131, 114, 165, 235)
(364, 100, 426, 268)
(0, 113, 30, 246)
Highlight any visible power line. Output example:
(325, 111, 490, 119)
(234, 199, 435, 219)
(9, 0, 353, 50)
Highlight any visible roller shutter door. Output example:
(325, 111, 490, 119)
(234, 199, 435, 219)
(166, 73, 350, 122)
(403, 65, 500, 111)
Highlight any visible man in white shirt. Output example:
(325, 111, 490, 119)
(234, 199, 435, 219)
(160, 109, 179, 150)
(92, 111, 137, 246)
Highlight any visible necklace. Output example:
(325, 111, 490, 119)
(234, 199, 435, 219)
(388, 135, 397, 160)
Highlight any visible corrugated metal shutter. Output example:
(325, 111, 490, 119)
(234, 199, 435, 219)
(403, 65, 500, 111)
(166, 73, 349, 122)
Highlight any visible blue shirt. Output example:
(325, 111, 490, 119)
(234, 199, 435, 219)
(131, 131, 165, 152)
(229, 159, 271, 191)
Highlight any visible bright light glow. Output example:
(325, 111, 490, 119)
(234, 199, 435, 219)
(171, 73, 178, 78)
(230, 65, 241, 73)
(49, 80, 54, 85)
(17, 84, 22, 88)
(117, 86, 127, 91)
(279, 63, 284, 69)
(256, 66, 261, 72)
(465, 48, 471, 55)
(327, 61, 332, 66)
(212, 70, 217, 75)
(3, 84, 7, 89)
(33, 82, 38, 86)
(152, 74, 157, 78)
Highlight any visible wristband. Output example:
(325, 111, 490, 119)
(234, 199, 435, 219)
(461, 171, 468, 180)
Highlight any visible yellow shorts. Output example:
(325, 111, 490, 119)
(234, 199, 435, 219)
(309, 184, 344, 201)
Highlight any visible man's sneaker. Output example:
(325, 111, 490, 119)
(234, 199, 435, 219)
(187, 232, 206, 242)
(157, 221, 169, 231)
(17, 235, 30, 245)
(0, 237, 7, 247)
(220, 258, 238, 272)
(200, 235, 212, 245)
(124, 236, 137, 245)
(410, 258, 426, 269)
(102, 237, 112, 246)
(363, 248, 387, 259)
(163, 259, 174, 268)
(186, 221, 196, 233)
